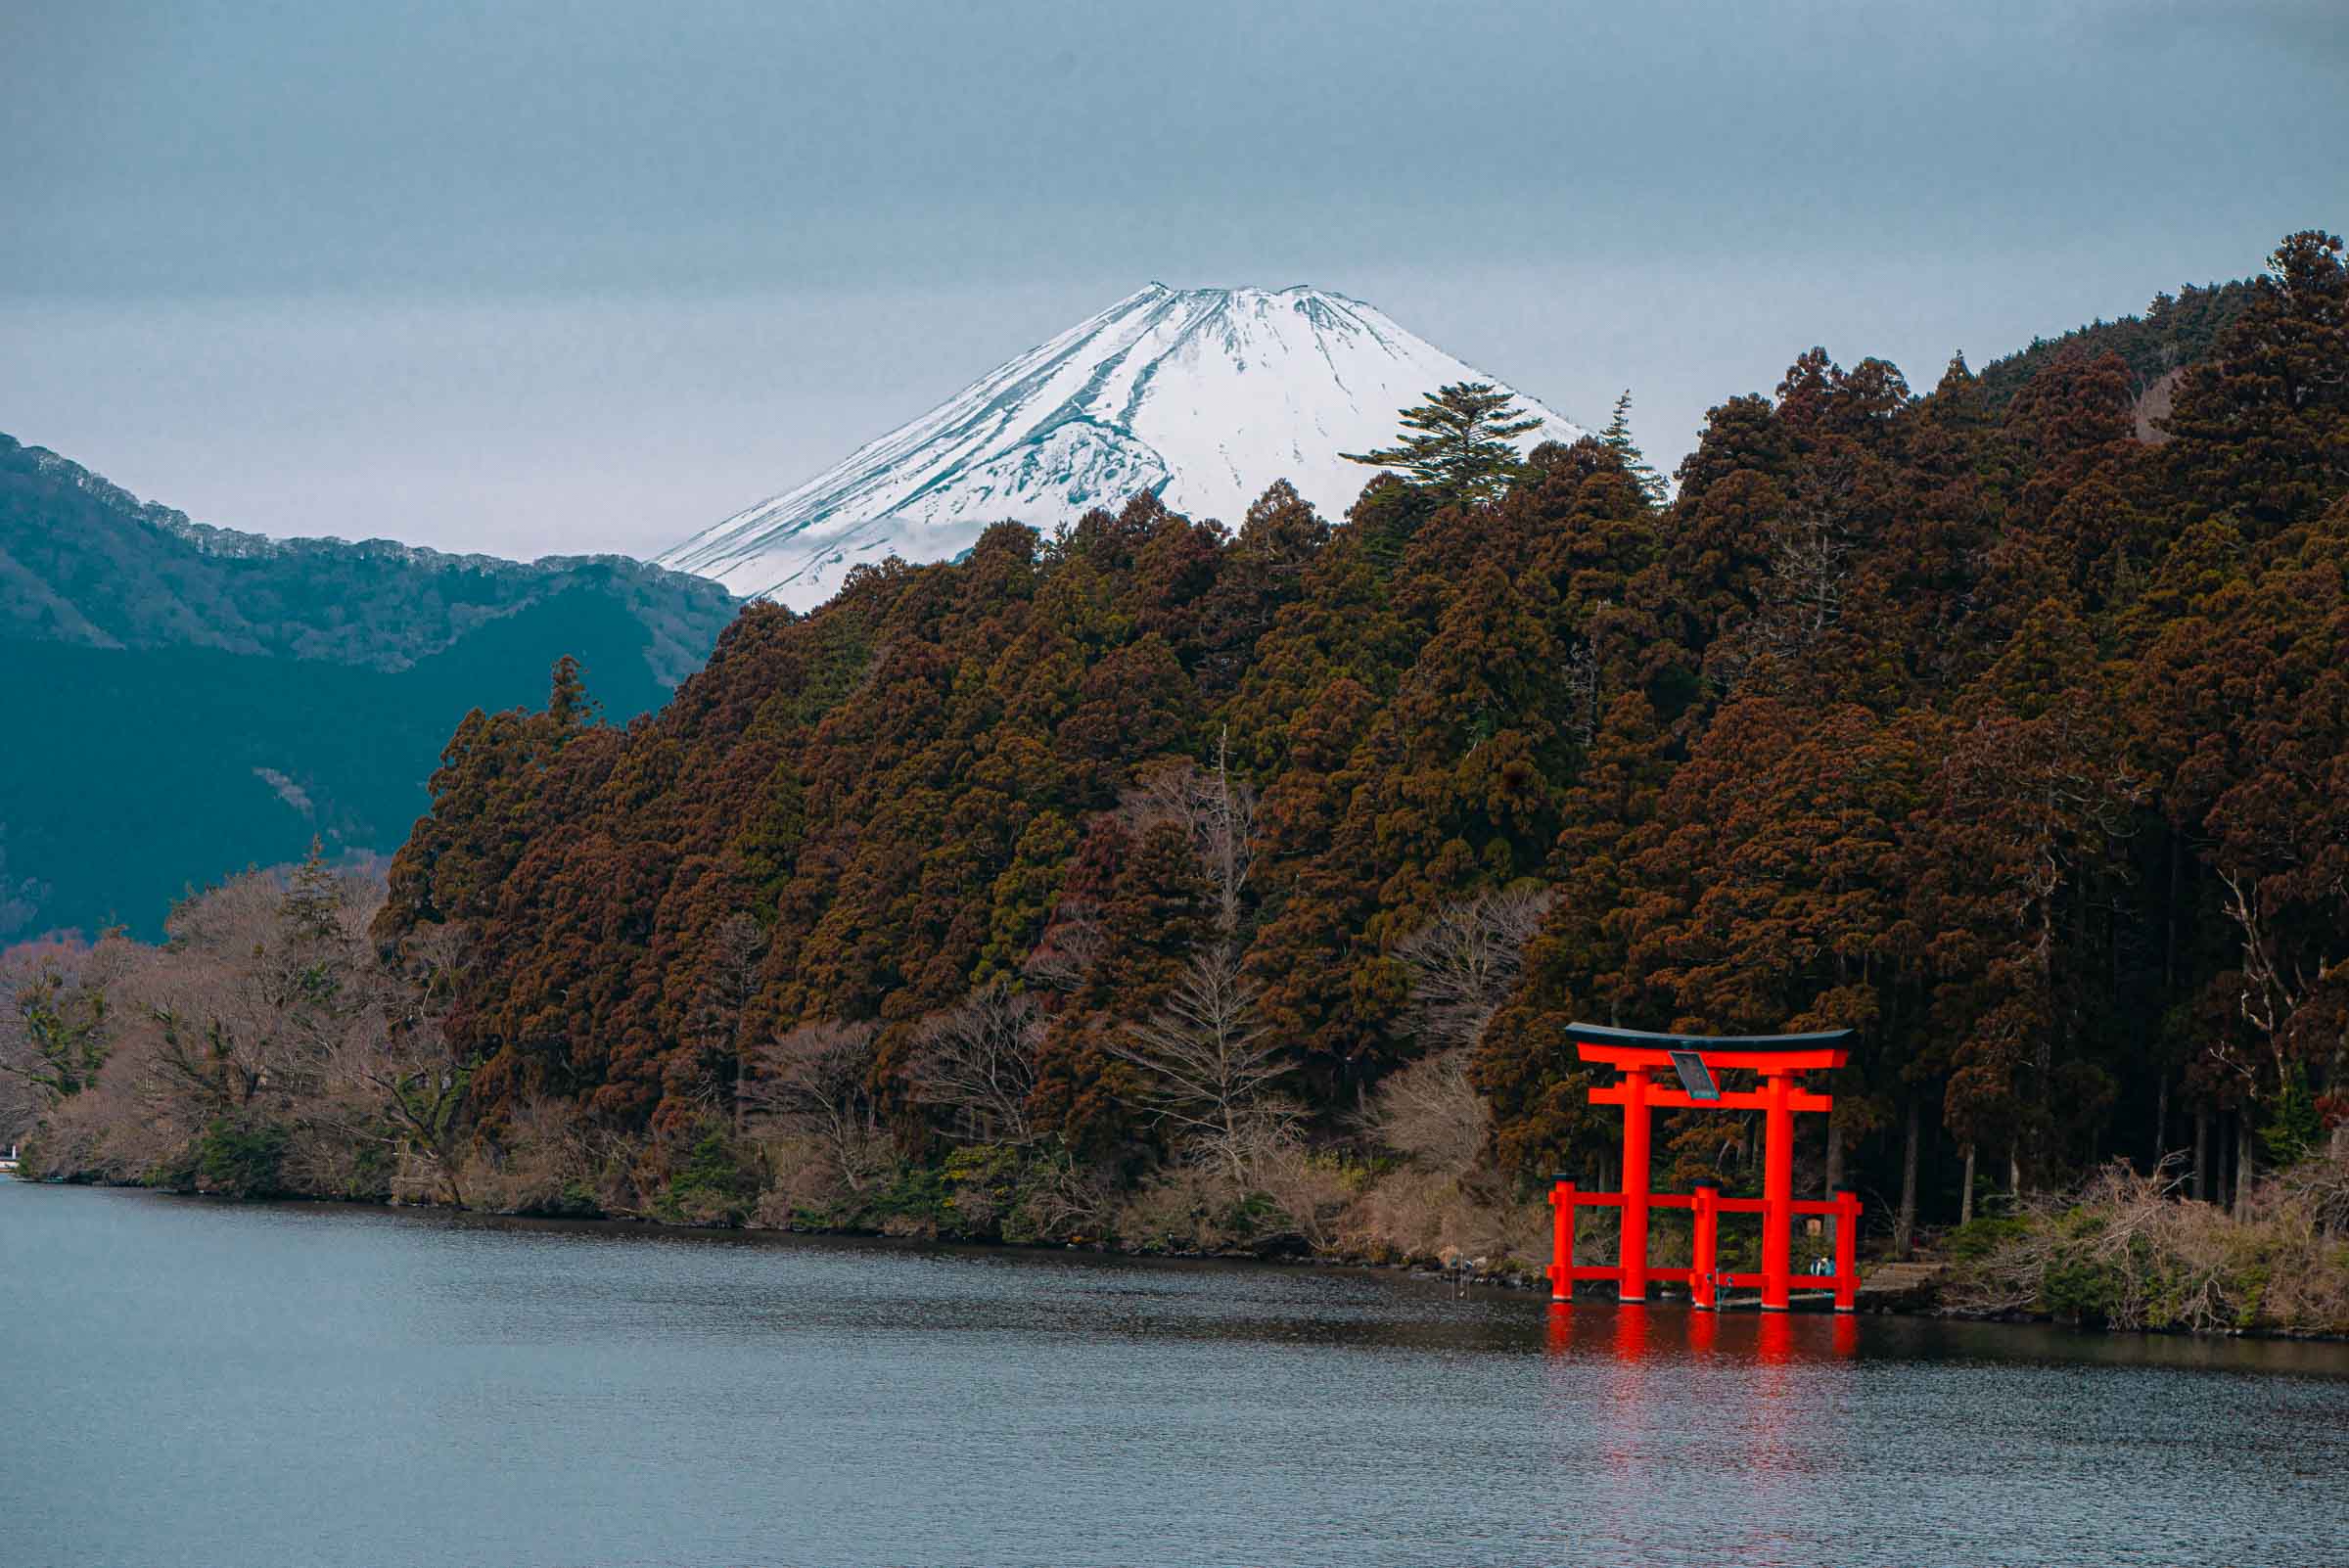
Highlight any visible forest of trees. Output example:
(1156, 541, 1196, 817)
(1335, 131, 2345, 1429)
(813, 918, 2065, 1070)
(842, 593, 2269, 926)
(10, 230, 2347, 1322)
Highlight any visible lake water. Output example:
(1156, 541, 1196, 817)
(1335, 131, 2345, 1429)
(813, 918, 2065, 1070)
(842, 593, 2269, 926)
(3, 1182, 2343, 1567)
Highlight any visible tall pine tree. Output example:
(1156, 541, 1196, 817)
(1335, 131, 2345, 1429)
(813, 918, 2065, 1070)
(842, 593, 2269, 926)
(1600, 389, 1667, 503)
(1344, 382, 1542, 502)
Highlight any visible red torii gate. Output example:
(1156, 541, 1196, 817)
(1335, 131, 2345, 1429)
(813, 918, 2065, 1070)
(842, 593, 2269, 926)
(1548, 1023, 1860, 1313)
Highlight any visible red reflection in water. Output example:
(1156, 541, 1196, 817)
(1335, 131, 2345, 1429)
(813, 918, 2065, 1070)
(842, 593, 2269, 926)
(1537, 1301, 1862, 1559)
(1596, 1308, 1658, 1547)
(1544, 1301, 1576, 1356)
(1543, 1301, 1859, 1365)
(1612, 1305, 1651, 1362)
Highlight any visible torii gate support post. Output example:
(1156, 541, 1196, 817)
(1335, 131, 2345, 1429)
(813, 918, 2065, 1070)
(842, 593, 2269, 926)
(1546, 1179, 1575, 1301)
(1762, 1069, 1795, 1311)
(1690, 1180, 1720, 1310)
(1834, 1189, 1860, 1313)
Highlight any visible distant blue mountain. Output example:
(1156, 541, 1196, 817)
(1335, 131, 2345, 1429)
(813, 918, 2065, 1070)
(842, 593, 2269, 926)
(0, 433, 738, 939)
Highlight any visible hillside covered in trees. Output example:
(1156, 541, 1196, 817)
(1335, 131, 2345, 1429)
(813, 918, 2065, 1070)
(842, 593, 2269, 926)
(14, 232, 2347, 1321)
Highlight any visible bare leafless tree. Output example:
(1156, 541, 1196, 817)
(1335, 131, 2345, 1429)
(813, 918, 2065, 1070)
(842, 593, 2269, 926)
(1708, 463, 1859, 691)
(2280, 1130, 2349, 1239)
(1100, 731, 1288, 1174)
(134, 867, 373, 1117)
(1356, 887, 1553, 1183)
(0, 936, 125, 1144)
(1022, 898, 1105, 992)
(1359, 1048, 1491, 1176)
(302, 916, 480, 1204)
(1029, 733, 1257, 1005)
(393, 920, 476, 1012)
(1122, 729, 1257, 937)
(738, 1020, 890, 1191)
(1017, 1149, 1121, 1241)
(2215, 866, 2326, 1095)
(1765, 511, 1850, 649)
(684, 912, 768, 1127)
(357, 1005, 473, 1206)
(1393, 885, 1555, 1053)
(1107, 941, 1288, 1177)
(2210, 865, 2342, 1216)
(908, 981, 1043, 1145)
(1218, 1114, 1353, 1249)
(1561, 642, 1601, 747)
(0, 1050, 31, 1146)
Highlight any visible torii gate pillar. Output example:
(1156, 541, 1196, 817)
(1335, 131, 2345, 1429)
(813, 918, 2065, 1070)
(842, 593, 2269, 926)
(1617, 1061, 1652, 1302)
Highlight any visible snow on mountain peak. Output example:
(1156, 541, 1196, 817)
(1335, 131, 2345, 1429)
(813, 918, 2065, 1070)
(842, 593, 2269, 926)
(659, 284, 1584, 607)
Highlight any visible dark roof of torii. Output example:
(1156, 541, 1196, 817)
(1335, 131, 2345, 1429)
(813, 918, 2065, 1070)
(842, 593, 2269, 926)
(1566, 1022, 1856, 1052)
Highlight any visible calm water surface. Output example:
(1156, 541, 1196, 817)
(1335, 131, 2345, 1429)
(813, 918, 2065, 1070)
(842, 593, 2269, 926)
(3, 1181, 2344, 1567)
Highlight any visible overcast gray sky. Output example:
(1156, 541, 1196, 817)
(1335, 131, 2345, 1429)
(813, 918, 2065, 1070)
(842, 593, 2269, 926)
(4, 0, 2342, 559)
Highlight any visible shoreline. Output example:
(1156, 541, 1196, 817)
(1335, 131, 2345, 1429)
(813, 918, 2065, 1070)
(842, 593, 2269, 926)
(21, 1174, 2345, 1344)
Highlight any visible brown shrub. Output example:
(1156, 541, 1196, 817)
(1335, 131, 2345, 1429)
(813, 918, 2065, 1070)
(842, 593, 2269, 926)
(1340, 1167, 1548, 1270)
(1953, 1156, 2349, 1335)
(1359, 1049, 1489, 1176)
(1115, 1162, 1244, 1254)
(750, 1133, 863, 1228)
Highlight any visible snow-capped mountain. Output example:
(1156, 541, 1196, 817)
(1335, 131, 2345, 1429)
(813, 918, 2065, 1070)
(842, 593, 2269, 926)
(659, 284, 1584, 607)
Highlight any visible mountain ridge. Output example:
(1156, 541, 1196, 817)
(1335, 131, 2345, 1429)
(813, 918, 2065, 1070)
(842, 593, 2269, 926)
(4, 432, 735, 683)
(660, 284, 1584, 606)
(0, 432, 740, 939)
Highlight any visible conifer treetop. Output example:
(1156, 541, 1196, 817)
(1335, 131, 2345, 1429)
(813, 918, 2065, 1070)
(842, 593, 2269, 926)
(1600, 389, 1668, 504)
(1343, 381, 1543, 502)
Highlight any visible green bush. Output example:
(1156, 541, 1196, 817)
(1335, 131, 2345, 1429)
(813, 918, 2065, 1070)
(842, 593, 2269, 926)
(862, 1160, 949, 1232)
(2261, 1072, 2323, 1168)
(2041, 1253, 2120, 1322)
(935, 1143, 1023, 1239)
(342, 1137, 397, 1202)
(656, 1124, 762, 1226)
(521, 1179, 604, 1220)
(1943, 1215, 2030, 1261)
(818, 1142, 1108, 1244)
(196, 1118, 290, 1198)
(145, 1141, 201, 1193)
